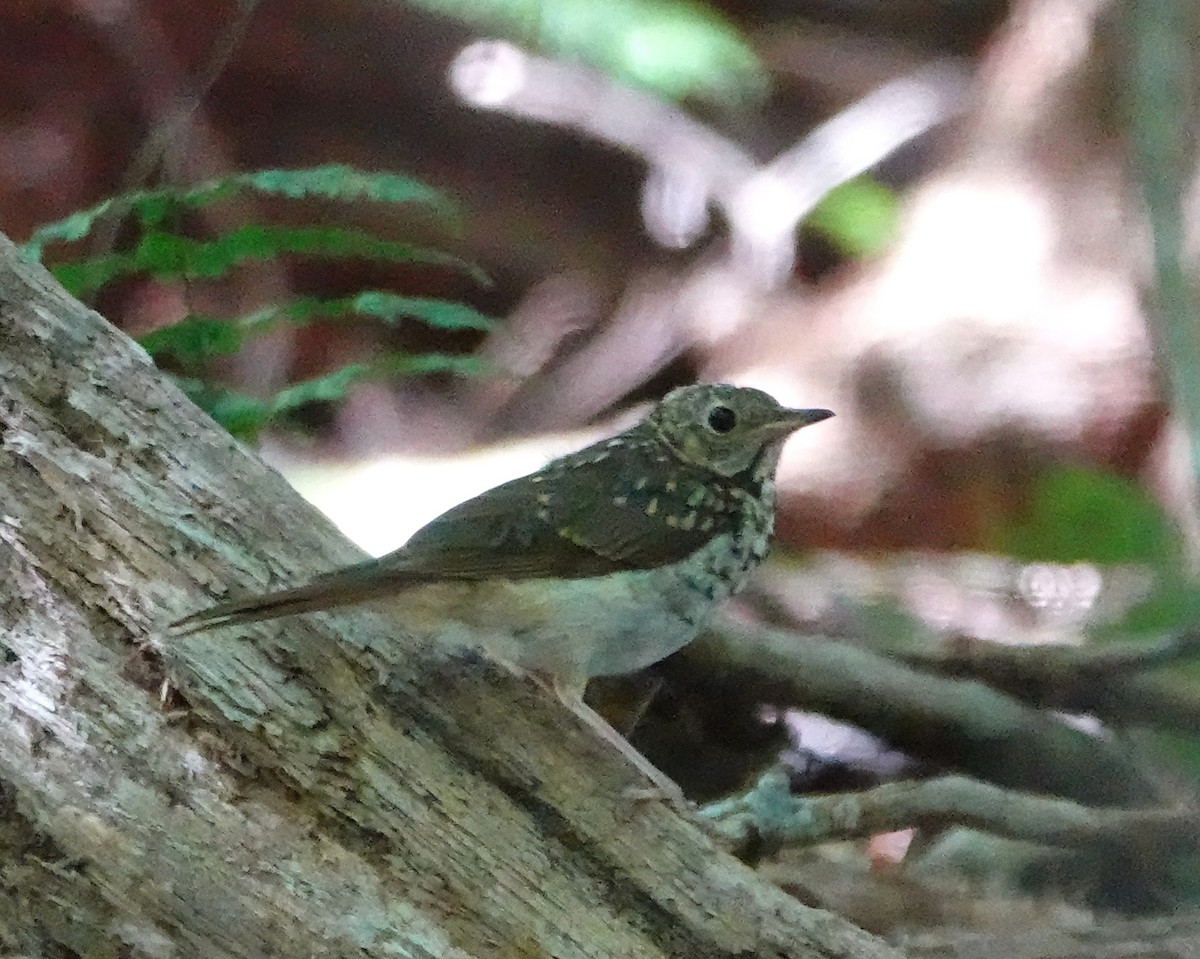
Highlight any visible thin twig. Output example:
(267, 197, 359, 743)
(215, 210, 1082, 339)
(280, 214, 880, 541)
(86, 0, 261, 259)
(123, 0, 260, 190)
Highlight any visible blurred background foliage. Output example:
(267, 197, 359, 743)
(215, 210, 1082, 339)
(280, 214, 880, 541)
(407, 0, 771, 106)
(21, 165, 494, 438)
(5, 0, 1200, 948)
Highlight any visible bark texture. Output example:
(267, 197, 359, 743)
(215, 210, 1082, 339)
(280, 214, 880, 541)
(0, 234, 896, 958)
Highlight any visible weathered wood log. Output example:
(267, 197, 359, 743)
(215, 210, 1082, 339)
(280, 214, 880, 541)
(0, 233, 895, 959)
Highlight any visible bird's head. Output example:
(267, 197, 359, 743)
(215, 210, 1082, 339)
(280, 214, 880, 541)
(647, 384, 833, 478)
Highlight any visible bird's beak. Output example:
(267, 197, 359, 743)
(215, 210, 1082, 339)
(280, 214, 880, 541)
(766, 407, 834, 436)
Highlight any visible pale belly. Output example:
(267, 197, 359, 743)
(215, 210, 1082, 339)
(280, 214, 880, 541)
(382, 532, 757, 684)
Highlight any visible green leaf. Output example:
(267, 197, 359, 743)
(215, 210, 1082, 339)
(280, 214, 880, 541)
(50, 256, 130, 298)
(138, 316, 246, 365)
(23, 196, 145, 262)
(134, 194, 174, 229)
(29, 164, 493, 439)
(807, 177, 899, 258)
(242, 292, 495, 335)
(29, 208, 109, 251)
(994, 465, 1179, 565)
(229, 167, 454, 213)
(373, 352, 490, 377)
(138, 230, 191, 273)
(268, 364, 372, 416)
(348, 292, 495, 330)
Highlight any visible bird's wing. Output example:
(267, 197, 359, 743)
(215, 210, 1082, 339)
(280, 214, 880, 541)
(168, 443, 738, 633)
(386, 442, 735, 579)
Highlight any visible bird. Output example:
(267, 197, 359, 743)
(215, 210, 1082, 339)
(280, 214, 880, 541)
(171, 384, 833, 802)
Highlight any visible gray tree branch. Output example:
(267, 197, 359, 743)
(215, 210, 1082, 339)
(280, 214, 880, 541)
(677, 621, 1162, 807)
(703, 770, 1197, 858)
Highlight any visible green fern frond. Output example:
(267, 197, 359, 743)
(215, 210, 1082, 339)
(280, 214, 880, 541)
(267, 364, 374, 416)
(22, 165, 458, 263)
(226, 167, 453, 208)
(242, 293, 496, 334)
(372, 353, 489, 377)
(140, 295, 495, 367)
(27, 165, 494, 441)
(174, 352, 488, 440)
(54, 226, 487, 298)
(340, 292, 495, 331)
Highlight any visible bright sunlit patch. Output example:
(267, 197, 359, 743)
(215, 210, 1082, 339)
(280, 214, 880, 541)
(882, 178, 1055, 330)
(1017, 562, 1103, 615)
(730, 173, 802, 249)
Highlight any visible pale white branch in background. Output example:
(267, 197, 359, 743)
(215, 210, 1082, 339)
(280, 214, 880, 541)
(449, 39, 757, 212)
(730, 61, 969, 282)
(450, 40, 968, 286)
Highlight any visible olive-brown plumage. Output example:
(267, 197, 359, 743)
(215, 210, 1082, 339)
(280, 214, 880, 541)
(171, 384, 833, 800)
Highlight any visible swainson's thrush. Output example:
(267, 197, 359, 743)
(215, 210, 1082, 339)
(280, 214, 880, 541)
(172, 384, 833, 800)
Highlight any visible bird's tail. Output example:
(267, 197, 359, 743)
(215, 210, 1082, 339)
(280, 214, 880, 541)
(168, 560, 406, 634)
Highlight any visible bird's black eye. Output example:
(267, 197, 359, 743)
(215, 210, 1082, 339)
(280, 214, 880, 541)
(707, 405, 737, 434)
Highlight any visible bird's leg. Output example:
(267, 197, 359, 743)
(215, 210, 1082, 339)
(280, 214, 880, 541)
(546, 676, 688, 810)
(613, 674, 663, 738)
(485, 653, 688, 810)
